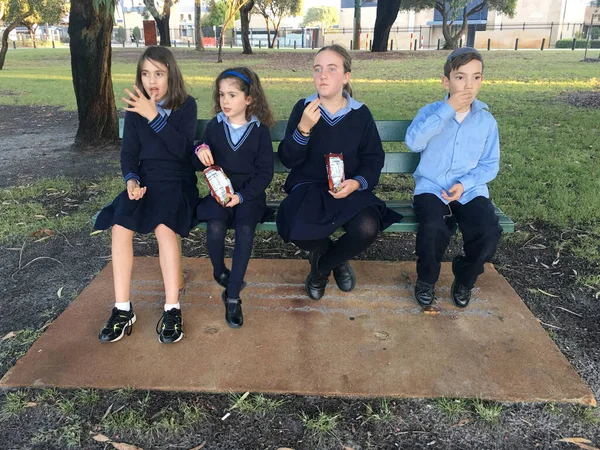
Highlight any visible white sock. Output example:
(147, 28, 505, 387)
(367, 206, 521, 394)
(115, 301, 131, 311)
(164, 302, 180, 311)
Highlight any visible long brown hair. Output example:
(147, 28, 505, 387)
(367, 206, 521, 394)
(317, 44, 353, 97)
(135, 46, 188, 110)
(212, 67, 275, 128)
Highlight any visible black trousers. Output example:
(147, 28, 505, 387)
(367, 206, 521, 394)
(414, 194, 502, 288)
(292, 207, 380, 274)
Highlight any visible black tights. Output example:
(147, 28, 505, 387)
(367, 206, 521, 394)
(292, 207, 380, 273)
(206, 219, 257, 298)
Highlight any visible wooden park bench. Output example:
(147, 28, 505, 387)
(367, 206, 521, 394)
(117, 118, 515, 234)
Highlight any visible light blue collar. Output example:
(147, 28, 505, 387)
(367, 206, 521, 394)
(217, 111, 261, 127)
(304, 91, 363, 120)
(156, 99, 172, 117)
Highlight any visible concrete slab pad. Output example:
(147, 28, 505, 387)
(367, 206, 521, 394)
(0, 258, 595, 405)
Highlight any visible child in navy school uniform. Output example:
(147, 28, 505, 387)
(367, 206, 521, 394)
(194, 67, 275, 328)
(276, 44, 401, 301)
(405, 47, 502, 309)
(95, 46, 198, 344)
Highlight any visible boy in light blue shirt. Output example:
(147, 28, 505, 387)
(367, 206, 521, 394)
(406, 47, 502, 309)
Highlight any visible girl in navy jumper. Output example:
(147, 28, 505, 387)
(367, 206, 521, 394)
(194, 67, 275, 328)
(95, 47, 198, 344)
(277, 45, 401, 300)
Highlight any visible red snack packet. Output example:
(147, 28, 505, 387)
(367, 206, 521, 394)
(326, 153, 345, 193)
(203, 166, 234, 207)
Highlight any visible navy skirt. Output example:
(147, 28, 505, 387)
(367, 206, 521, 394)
(276, 182, 402, 242)
(95, 179, 199, 237)
(196, 193, 273, 227)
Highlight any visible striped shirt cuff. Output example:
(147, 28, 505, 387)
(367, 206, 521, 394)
(353, 176, 368, 191)
(235, 192, 244, 204)
(149, 113, 168, 133)
(292, 128, 310, 145)
(124, 172, 140, 184)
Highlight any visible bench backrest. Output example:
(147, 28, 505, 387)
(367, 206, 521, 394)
(118, 118, 419, 174)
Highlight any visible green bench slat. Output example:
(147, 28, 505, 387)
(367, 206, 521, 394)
(115, 118, 514, 233)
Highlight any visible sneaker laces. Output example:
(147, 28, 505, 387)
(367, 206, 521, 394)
(105, 307, 134, 336)
(156, 309, 181, 335)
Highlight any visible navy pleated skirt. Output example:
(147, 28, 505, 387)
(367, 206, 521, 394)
(276, 182, 402, 242)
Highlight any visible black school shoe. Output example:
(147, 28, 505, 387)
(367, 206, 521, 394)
(221, 290, 243, 328)
(156, 308, 184, 344)
(414, 280, 435, 307)
(333, 261, 356, 292)
(451, 279, 472, 308)
(305, 251, 330, 300)
(214, 268, 247, 291)
(98, 306, 136, 343)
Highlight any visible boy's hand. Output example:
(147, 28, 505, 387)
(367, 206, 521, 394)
(446, 90, 474, 113)
(442, 183, 464, 202)
(298, 98, 321, 134)
(123, 85, 158, 121)
(225, 194, 240, 208)
(329, 179, 360, 199)
(196, 144, 214, 166)
(127, 179, 147, 200)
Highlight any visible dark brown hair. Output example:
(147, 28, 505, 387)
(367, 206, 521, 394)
(212, 67, 275, 128)
(444, 52, 484, 78)
(316, 44, 353, 97)
(135, 46, 188, 110)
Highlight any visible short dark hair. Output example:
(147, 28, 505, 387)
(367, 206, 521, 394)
(135, 46, 188, 110)
(444, 52, 484, 78)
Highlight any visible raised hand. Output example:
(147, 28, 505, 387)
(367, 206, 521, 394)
(122, 85, 158, 121)
(298, 98, 321, 134)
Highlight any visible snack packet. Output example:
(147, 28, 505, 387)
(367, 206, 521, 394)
(203, 166, 234, 206)
(325, 153, 345, 193)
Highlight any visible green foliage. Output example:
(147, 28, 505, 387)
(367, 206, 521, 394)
(556, 39, 600, 48)
(202, 0, 235, 26)
(133, 25, 141, 40)
(117, 25, 126, 43)
(2, 0, 66, 30)
(301, 6, 338, 31)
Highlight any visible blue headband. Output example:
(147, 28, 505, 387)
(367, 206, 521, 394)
(223, 70, 251, 85)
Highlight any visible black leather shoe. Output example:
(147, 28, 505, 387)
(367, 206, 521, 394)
(414, 279, 435, 307)
(305, 251, 330, 300)
(333, 261, 356, 292)
(451, 279, 472, 308)
(214, 268, 246, 291)
(221, 290, 243, 328)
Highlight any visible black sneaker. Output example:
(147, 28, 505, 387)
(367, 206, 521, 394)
(214, 268, 247, 291)
(98, 307, 136, 343)
(156, 308, 184, 344)
(451, 279, 472, 308)
(414, 280, 435, 307)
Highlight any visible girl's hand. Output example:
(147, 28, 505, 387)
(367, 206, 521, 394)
(298, 98, 321, 134)
(127, 179, 147, 200)
(329, 179, 360, 199)
(225, 194, 240, 208)
(122, 85, 158, 121)
(196, 144, 214, 166)
(442, 183, 464, 202)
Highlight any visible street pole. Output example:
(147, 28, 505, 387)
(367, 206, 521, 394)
(353, 0, 361, 50)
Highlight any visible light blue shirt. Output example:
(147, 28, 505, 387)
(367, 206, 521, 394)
(405, 97, 500, 205)
(217, 111, 261, 146)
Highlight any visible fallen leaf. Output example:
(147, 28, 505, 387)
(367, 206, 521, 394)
(111, 443, 143, 450)
(25, 402, 37, 408)
(1, 331, 18, 341)
(189, 443, 207, 450)
(537, 288, 559, 298)
(57, 287, 64, 298)
(92, 434, 111, 442)
(31, 229, 54, 237)
(34, 214, 46, 219)
(90, 230, 103, 236)
(276, 448, 295, 450)
(423, 306, 441, 315)
(33, 236, 51, 243)
(557, 437, 600, 450)
(229, 391, 249, 410)
(453, 418, 471, 427)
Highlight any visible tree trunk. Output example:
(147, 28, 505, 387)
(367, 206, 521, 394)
(195, 0, 204, 50)
(68, 0, 119, 146)
(0, 24, 18, 70)
(240, 0, 254, 54)
(262, 15, 272, 48)
(156, 16, 171, 46)
(372, 0, 400, 52)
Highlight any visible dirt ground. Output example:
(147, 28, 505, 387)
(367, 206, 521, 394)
(1, 102, 600, 449)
